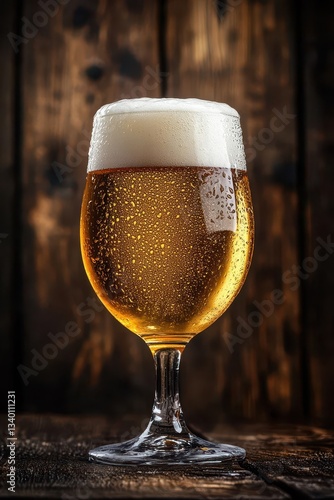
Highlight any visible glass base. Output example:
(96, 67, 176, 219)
(89, 431, 245, 466)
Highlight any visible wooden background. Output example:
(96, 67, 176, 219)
(0, 0, 333, 426)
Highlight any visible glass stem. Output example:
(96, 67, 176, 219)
(146, 348, 189, 436)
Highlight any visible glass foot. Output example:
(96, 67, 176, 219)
(89, 430, 245, 466)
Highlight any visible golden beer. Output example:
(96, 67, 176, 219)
(81, 165, 253, 348)
(82, 98, 254, 465)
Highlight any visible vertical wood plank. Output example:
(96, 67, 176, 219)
(20, 0, 159, 412)
(166, 0, 301, 423)
(5, 0, 333, 422)
(303, 0, 334, 422)
(0, 4, 16, 406)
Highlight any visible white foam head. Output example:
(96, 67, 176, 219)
(87, 98, 246, 172)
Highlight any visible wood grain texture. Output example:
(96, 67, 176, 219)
(302, 0, 334, 422)
(0, 4, 16, 405)
(212, 424, 334, 498)
(166, 0, 300, 423)
(1, 415, 334, 498)
(20, 0, 158, 413)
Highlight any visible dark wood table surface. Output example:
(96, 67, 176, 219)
(0, 414, 334, 499)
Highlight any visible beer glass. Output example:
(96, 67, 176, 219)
(80, 98, 254, 465)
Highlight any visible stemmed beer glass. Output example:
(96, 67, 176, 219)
(80, 98, 254, 465)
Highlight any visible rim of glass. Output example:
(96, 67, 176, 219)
(95, 98, 240, 119)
